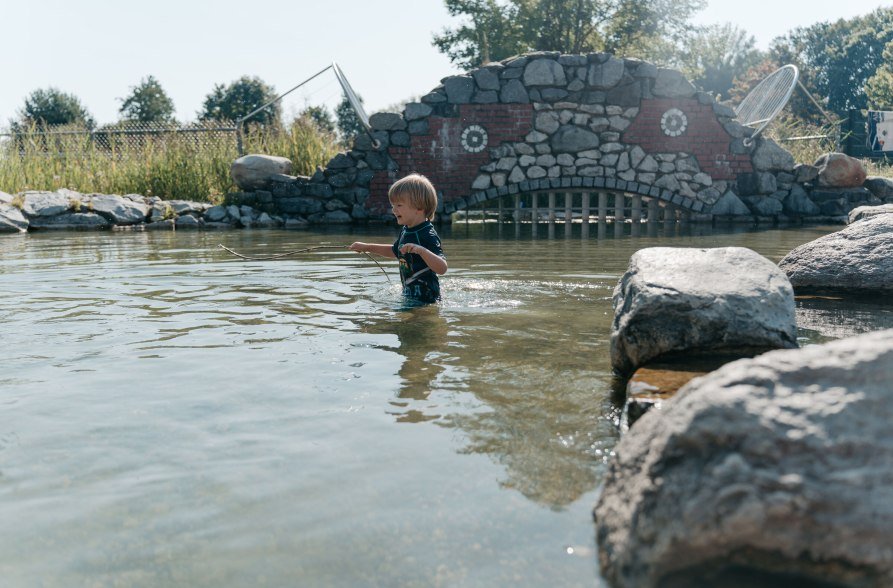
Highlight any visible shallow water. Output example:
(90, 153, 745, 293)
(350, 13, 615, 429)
(1, 222, 891, 587)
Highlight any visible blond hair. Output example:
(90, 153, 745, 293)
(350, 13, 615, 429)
(388, 173, 438, 220)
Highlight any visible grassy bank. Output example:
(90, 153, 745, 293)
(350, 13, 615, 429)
(0, 118, 341, 202)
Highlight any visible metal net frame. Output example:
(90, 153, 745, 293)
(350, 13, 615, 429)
(332, 62, 371, 133)
(735, 64, 799, 146)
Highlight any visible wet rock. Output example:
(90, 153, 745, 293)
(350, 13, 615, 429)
(815, 152, 867, 188)
(175, 214, 201, 229)
(231, 154, 292, 191)
(0, 203, 28, 232)
(29, 212, 109, 230)
(709, 191, 750, 216)
(146, 219, 175, 231)
(90, 194, 149, 225)
(848, 203, 893, 224)
(610, 247, 797, 376)
(596, 329, 893, 588)
(779, 215, 893, 292)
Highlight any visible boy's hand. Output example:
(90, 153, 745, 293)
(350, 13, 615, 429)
(349, 242, 367, 252)
(400, 243, 425, 255)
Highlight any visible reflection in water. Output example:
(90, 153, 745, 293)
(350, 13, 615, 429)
(1, 224, 890, 587)
(362, 305, 452, 423)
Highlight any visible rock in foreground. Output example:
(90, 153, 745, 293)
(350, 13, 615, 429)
(779, 215, 893, 292)
(596, 329, 893, 588)
(848, 203, 893, 224)
(610, 247, 797, 376)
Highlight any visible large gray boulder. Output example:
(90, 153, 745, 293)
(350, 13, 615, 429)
(89, 194, 149, 225)
(778, 215, 893, 292)
(0, 203, 28, 232)
(0, 190, 12, 205)
(21, 190, 74, 217)
(611, 247, 797, 376)
(848, 203, 893, 224)
(595, 329, 893, 588)
(230, 154, 292, 191)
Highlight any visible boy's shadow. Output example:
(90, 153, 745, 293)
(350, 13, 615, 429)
(360, 303, 451, 423)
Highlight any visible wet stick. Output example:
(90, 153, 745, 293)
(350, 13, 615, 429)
(217, 244, 393, 283)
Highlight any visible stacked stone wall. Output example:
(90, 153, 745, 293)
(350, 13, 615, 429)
(224, 51, 893, 224)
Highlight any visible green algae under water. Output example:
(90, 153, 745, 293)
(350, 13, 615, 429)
(1, 223, 891, 587)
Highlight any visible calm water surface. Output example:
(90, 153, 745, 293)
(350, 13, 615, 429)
(1, 222, 891, 587)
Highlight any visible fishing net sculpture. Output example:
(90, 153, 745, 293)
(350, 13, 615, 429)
(734, 64, 799, 146)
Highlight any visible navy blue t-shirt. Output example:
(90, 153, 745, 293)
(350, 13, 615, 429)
(391, 220, 444, 303)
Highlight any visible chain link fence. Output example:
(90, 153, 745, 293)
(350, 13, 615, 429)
(0, 121, 240, 158)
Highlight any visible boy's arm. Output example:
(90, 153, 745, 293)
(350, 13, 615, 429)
(349, 242, 396, 258)
(400, 243, 448, 275)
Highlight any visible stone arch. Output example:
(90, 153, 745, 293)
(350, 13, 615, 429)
(265, 51, 820, 224)
(444, 175, 703, 216)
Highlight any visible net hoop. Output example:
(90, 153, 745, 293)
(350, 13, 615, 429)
(735, 64, 799, 147)
(332, 62, 371, 133)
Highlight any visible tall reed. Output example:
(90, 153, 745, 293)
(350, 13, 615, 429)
(0, 118, 340, 202)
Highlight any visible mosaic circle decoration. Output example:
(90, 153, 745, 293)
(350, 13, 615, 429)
(460, 124, 488, 153)
(660, 108, 688, 137)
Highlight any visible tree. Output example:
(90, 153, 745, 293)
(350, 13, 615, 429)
(770, 7, 893, 119)
(433, 0, 706, 69)
(679, 24, 764, 100)
(199, 76, 280, 126)
(299, 105, 336, 135)
(433, 0, 524, 69)
(865, 40, 893, 109)
(335, 94, 367, 145)
(14, 88, 95, 129)
(119, 76, 176, 124)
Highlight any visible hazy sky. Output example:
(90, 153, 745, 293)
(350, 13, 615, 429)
(4, 0, 891, 126)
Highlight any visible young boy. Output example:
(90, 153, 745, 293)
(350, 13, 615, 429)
(349, 173, 447, 303)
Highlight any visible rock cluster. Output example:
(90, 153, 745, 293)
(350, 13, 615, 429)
(0, 189, 291, 232)
(596, 329, 893, 588)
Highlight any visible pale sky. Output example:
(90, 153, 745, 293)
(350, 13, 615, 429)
(3, 0, 891, 126)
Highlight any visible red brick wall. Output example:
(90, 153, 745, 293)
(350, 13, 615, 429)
(369, 103, 533, 215)
(623, 98, 752, 180)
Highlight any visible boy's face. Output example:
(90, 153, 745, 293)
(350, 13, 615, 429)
(390, 197, 427, 227)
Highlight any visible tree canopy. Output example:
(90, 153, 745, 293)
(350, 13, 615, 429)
(770, 7, 893, 118)
(199, 76, 280, 126)
(14, 88, 95, 129)
(678, 24, 764, 100)
(119, 76, 176, 124)
(433, 0, 705, 69)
